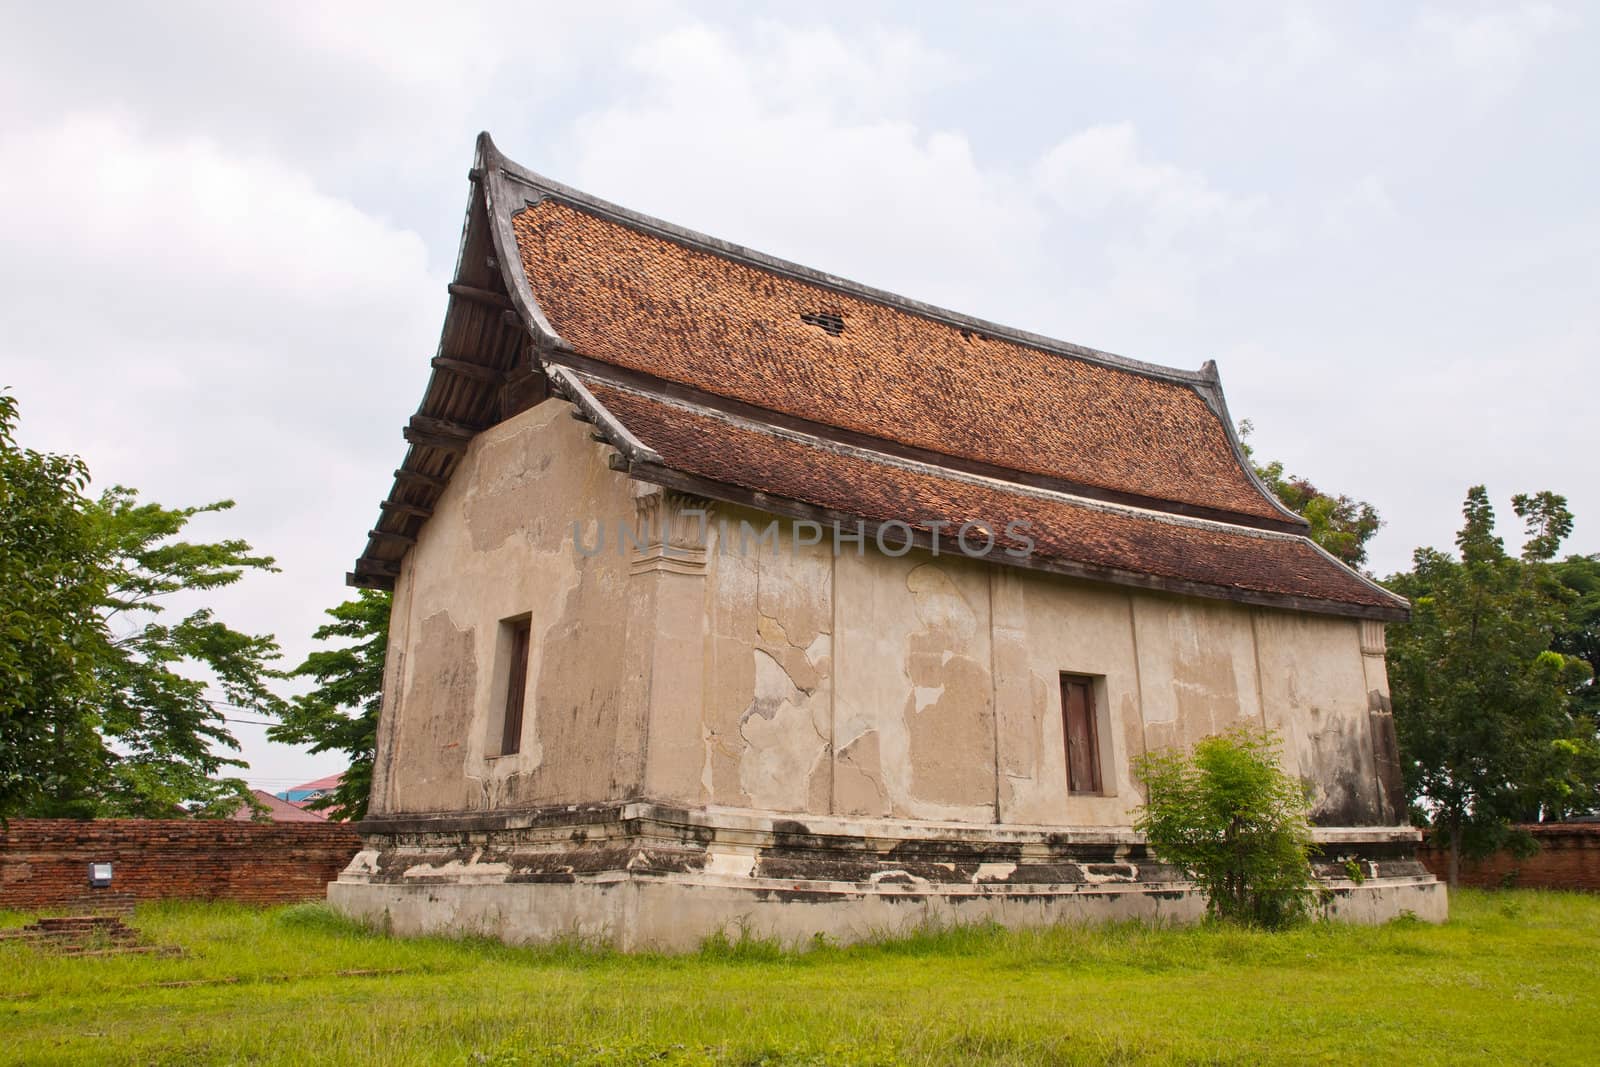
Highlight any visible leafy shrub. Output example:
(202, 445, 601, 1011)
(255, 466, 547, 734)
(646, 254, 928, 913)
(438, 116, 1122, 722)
(1133, 728, 1317, 928)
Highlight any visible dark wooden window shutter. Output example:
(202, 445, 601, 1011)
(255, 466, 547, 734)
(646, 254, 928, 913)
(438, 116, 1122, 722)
(501, 619, 532, 756)
(1061, 675, 1102, 795)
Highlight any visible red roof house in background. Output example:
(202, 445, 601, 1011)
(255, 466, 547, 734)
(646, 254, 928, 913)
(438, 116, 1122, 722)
(230, 789, 329, 823)
(276, 773, 343, 810)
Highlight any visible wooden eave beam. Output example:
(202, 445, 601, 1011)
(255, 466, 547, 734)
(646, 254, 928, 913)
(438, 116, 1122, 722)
(347, 555, 401, 591)
(393, 468, 448, 491)
(431, 356, 504, 384)
(367, 529, 417, 546)
(403, 428, 470, 452)
(447, 282, 512, 310)
(409, 414, 478, 438)
(379, 500, 433, 520)
(403, 414, 478, 453)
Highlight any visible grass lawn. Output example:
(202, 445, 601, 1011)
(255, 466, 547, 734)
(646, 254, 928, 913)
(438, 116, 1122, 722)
(1, 889, 1596, 1065)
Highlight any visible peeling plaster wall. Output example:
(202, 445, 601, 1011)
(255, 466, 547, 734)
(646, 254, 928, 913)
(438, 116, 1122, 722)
(702, 508, 834, 814)
(371, 399, 638, 816)
(698, 531, 1391, 829)
(832, 551, 997, 822)
(1254, 612, 1386, 824)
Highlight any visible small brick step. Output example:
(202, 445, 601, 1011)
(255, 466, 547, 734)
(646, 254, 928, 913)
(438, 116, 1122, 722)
(1, 915, 143, 952)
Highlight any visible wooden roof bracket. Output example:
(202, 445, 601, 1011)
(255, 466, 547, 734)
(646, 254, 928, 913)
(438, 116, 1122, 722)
(546, 364, 662, 466)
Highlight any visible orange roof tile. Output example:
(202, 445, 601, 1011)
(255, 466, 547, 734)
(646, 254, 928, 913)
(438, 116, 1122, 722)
(511, 198, 1295, 527)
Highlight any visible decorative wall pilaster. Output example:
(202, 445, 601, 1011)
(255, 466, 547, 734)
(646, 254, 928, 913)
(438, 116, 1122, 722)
(1360, 620, 1404, 824)
(629, 485, 714, 575)
(628, 485, 714, 804)
(1359, 620, 1387, 658)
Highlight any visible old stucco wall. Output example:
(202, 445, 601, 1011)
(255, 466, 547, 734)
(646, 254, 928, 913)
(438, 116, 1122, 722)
(694, 516, 1395, 828)
(701, 507, 835, 815)
(370, 398, 639, 816)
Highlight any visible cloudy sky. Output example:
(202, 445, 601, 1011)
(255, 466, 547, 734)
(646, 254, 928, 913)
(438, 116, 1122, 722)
(3, 2, 1594, 790)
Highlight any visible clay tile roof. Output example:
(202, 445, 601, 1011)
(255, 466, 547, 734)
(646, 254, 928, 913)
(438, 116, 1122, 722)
(351, 133, 1408, 621)
(508, 198, 1298, 529)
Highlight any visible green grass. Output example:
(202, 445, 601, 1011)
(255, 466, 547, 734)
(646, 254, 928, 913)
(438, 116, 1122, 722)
(1, 890, 1597, 1065)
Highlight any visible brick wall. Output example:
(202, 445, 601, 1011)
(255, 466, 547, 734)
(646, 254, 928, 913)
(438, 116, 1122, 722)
(1418, 823, 1600, 890)
(0, 819, 361, 911)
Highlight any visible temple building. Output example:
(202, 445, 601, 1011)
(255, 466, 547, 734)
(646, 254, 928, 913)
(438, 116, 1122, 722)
(328, 134, 1444, 947)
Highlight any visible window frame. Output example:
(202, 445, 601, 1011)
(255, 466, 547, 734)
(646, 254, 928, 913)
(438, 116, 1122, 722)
(1060, 673, 1103, 796)
(492, 615, 532, 757)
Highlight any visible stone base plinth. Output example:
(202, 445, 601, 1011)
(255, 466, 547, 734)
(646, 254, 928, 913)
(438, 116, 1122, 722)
(328, 803, 1446, 951)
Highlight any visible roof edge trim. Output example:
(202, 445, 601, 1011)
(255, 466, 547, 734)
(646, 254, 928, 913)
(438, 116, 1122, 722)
(476, 134, 570, 355)
(548, 365, 661, 464)
(1192, 361, 1312, 528)
(1300, 532, 1412, 617)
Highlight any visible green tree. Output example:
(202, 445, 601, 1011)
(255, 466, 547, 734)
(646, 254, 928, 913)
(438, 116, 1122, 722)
(1133, 728, 1317, 928)
(0, 393, 105, 815)
(62, 489, 285, 817)
(268, 591, 390, 821)
(1, 391, 284, 818)
(1384, 488, 1594, 884)
(1552, 554, 1600, 721)
(1238, 421, 1382, 568)
(1549, 553, 1600, 815)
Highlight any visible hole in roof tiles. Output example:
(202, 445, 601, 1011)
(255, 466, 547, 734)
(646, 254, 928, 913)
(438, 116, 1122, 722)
(800, 311, 845, 337)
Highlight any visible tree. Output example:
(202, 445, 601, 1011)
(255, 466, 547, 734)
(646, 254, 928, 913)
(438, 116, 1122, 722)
(1550, 553, 1600, 815)
(1552, 555, 1600, 718)
(0, 393, 104, 815)
(62, 489, 286, 817)
(1133, 728, 1317, 928)
(0, 391, 284, 818)
(268, 590, 390, 821)
(1237, 420, 1382, 568)
(1384, 488, 1595, 884)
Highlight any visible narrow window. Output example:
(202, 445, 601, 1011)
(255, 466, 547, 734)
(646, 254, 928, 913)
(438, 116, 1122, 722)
(1061, 674, 1101, 795)
(500, 618, 531, 756)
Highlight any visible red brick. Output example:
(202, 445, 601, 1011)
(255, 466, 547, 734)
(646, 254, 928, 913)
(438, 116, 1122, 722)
(0, 819, 360, 911)
(1418, 824, 1600, 890)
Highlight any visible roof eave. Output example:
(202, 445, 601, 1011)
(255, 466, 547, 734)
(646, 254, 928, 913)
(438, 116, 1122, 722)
(610, 453, 1409, 623)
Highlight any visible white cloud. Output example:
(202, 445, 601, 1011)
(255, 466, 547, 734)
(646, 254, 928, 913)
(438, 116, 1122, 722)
(1419, 2, 1562, 83)
(1029, 122, 1279, 342)
(1197, 7, 1340, 86)
(1034, 121, 1256, 235)
(0, 112, 443, 788)
(561, 24, 1049, 322)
